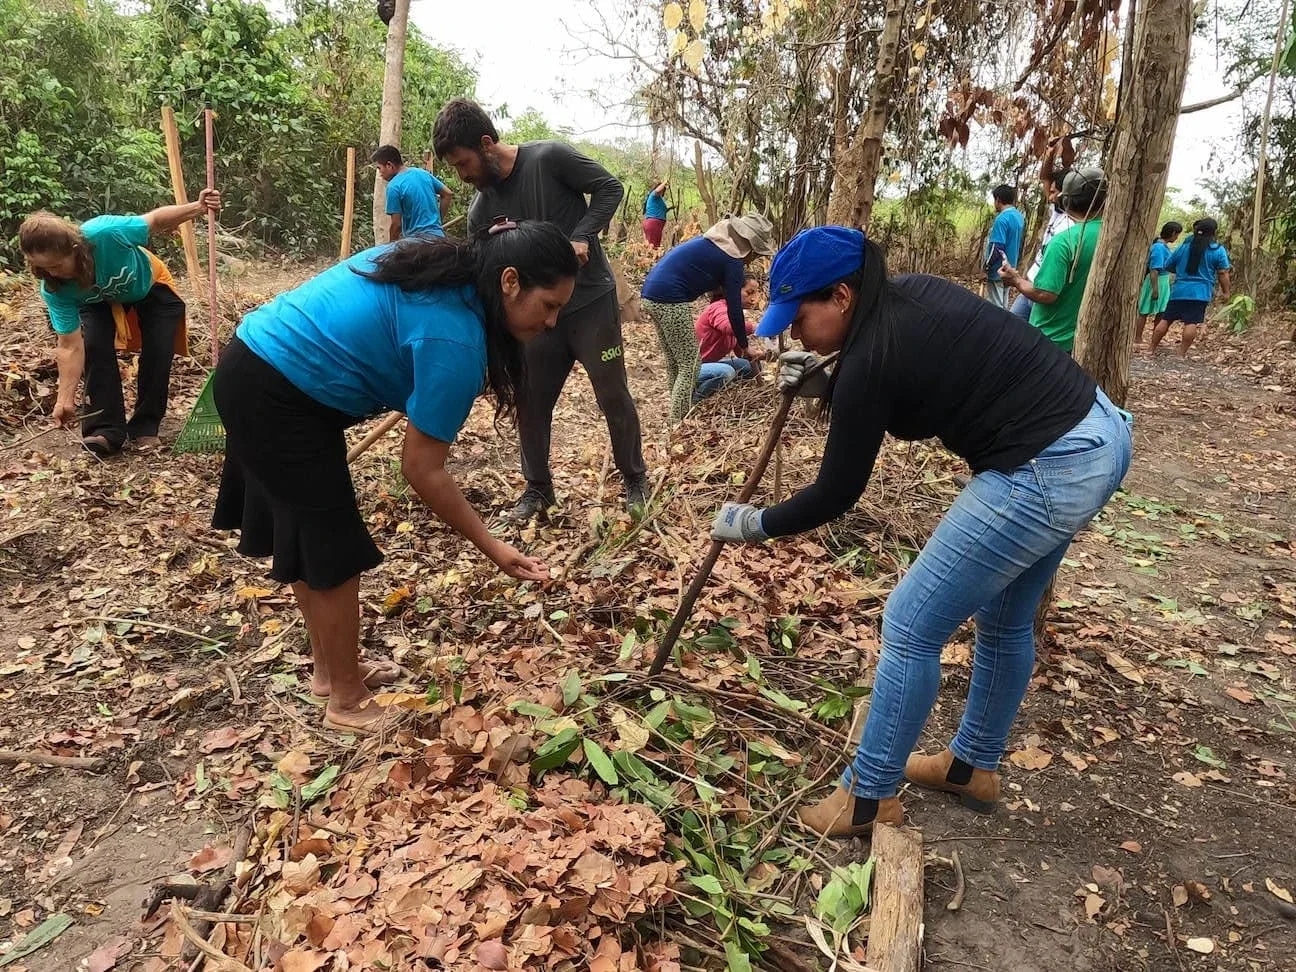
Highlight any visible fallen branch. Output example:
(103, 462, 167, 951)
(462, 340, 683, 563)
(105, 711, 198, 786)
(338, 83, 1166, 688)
(868, 824, 925, 972)
(170, 903, 254, 972)
(946, 848, 966, 911)
(0, 750, 105, 772)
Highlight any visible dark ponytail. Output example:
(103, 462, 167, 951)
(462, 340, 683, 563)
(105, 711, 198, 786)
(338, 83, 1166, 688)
(356, 221, 579, 427)
(1186, 217, 1217, 275)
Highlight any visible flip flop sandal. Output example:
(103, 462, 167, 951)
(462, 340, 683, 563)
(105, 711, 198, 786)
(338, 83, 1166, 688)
(82, 435, 121, 458)
(322, 712, 383, 735)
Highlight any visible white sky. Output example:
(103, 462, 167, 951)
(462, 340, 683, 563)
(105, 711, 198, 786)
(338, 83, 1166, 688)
(412, 0, 1250, 198)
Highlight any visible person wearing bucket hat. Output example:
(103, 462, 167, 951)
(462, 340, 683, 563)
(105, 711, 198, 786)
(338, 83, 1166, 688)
(711, 225, 1133, 837)
(640, 214, 775, 422)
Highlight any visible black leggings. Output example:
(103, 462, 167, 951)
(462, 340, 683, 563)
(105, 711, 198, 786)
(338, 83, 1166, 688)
(518, 289, 645, 489)
(80, 284, 184, 446)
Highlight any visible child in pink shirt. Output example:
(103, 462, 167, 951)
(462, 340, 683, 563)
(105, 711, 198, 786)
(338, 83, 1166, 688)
(692, 275, 764, 401)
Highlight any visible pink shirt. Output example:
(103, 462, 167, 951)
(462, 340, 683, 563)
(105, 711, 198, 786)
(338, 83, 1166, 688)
(695, 300, 755, 362)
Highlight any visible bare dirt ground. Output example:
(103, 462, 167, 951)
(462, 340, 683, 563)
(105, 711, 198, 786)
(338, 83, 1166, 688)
(1, 266, 1293, 970)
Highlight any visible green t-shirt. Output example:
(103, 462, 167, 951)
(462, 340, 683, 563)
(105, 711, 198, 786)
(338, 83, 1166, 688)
(1029, 218, 1102, 352)
(40, 214, 154, 334)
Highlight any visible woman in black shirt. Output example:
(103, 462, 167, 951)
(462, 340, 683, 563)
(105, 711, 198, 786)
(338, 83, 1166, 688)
(711, 227, 1133, 836)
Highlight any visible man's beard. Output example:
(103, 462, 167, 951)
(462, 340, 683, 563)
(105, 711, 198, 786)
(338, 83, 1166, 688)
(473, 152, 504, 189)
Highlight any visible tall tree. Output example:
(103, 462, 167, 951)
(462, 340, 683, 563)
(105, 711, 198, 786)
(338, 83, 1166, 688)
(371, 0, 409, 243)
(825, 0, 909, 228)
(1072, 0, 1194, 404)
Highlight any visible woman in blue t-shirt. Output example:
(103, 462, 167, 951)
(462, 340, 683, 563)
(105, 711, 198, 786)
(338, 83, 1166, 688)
(1135, 221, 1182, 345)
(642, 180, 669, 249)
(1149, 217, 1231, 357)
(211, 220, 579, 732)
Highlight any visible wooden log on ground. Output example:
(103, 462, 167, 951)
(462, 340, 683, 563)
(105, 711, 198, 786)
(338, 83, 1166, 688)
(867, 823, 924, 972)
(0, 750, 105, 772)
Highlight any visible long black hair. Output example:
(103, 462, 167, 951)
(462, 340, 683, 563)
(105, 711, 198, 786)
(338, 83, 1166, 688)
(356, 220, 579, 427)
(1186, 217, 1218, 275)
(798, 237, 899, 415)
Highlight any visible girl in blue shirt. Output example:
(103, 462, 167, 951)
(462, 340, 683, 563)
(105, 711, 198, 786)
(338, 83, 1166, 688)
(211, 221, 579, 732)
(1149, 217, 1231, 357)
(642, 180, 669, 249)
(1135, 221, 1182, 345)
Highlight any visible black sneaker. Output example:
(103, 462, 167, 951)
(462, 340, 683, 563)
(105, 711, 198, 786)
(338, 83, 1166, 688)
(624, 475, 649, 513)
(509, 485, 555, 524)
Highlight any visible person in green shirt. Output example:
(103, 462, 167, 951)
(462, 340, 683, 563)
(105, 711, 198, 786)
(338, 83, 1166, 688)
(18, 190, 220, 456)
(1000, 168, 1106, 353)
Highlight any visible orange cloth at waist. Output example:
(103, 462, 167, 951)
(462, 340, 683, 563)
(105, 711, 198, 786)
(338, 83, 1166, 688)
(111, 251, 189, 356)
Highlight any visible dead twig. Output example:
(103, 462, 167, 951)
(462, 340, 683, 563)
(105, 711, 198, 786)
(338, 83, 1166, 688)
(0, 749, 105, 772)
(946, 848, 966, 911)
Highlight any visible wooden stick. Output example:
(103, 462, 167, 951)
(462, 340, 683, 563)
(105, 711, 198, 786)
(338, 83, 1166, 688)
(170, 902, 254, 972)
(161, 107, 203, 312)
(204, 109, 219, 368)
(180, 824, 252, 963)
(646, 352, 837, 676)
(340, 146, 356, 261)
(0, 750, 105, 772)
(867, 824, 924, 972)
(346, 412, 405, 463)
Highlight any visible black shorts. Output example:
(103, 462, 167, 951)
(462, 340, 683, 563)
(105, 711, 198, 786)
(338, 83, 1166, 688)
(211, 337, 382, 590)
(1158, 299, 1208, 325)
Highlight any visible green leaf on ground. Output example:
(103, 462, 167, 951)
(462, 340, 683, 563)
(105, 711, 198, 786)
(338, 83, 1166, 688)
(531, 727, 580, 774)
(0, 914, 73, 967)
(583, 738, 619, 785)
(302, 764, 340, 803)
(1193, 745, 1226, 769)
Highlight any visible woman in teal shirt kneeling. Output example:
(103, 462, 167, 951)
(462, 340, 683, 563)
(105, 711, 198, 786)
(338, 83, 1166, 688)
(212, 220, 579, 732)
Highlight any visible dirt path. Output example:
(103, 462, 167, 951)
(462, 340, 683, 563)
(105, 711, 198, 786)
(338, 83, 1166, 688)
(1, 275, 1293, 970)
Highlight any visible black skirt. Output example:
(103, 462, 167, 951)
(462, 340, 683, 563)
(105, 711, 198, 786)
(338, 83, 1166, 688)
(211, 337, 383, 590)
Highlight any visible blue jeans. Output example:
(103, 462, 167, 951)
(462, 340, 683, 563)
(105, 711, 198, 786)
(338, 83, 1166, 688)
(693, 358, 753, 402)
(1010, 292, 1033, 320)
(984, 280, 1009, 309)
(844, 389, 1133, 798)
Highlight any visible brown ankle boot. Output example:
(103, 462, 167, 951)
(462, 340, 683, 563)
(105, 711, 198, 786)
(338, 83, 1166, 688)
(796, 786, 904, 838)
(905, 749, 999, 813)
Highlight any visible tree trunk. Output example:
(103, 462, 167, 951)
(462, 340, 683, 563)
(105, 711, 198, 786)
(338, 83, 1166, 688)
(371, 0, 409, 244)
(825, 0, 907, 229)
(1035, 0, 1194, 639)
(1250, 0, 1292, 265)
(693, 140, 719, 226)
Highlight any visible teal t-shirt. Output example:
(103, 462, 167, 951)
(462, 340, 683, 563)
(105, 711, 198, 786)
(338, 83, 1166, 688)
(236, 247, 486, 443)
(385, 167, 448, 237)
(40, 215, 154, 334)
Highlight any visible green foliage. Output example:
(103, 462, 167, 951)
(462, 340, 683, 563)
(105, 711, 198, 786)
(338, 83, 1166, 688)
(0, 0, 477, 263)
(814, 858, 876, 933)
(1220, 294, 1257, 333)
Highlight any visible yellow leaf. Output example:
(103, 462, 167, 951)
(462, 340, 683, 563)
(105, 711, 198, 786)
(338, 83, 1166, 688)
(237, 585, 276, 599)
(373, 691, 428, 710)
(1185, 938, 1214, 954)
(663, 1, 683, 30)
(383, 586, 412, 612)
(683, 38, 705, 71)
(670, 30, 688, 54)
(1104, 649, 1144, 684)
(915, 13, 927, 28)
(912, 41, 927, 60)
(688, 0, 706, 32)
(1266, 877, 1294, 904)
(1172, 770, 1202, 788)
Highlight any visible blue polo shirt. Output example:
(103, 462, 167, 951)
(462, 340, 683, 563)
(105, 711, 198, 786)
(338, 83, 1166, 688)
(1167, 241, 1230, 302)
(41, 215, 155, 334)
(644, 189, 668, 220)
(1147, 239, 1172, 274)
(385, 167, 448, 237)
(237, 248, 486, 442)
(986, 207, 1025, 281)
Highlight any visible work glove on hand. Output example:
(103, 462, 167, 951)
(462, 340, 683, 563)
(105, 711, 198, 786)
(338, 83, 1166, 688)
(711, 502, 769, 543)
(777, 350, 830, 398)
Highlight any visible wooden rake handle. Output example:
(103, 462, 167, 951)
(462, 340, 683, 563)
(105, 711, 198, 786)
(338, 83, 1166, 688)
(646, 351, 839, 677)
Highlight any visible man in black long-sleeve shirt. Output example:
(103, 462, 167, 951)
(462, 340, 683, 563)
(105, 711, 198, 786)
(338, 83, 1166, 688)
(433, 99, 647, 521)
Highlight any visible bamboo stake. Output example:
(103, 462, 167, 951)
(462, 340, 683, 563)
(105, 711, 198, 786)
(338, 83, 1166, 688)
(204, 109, 219, 368)
(346, 412, 405, 463)
(340, 146, 356, 261)
(160, 107, 203, 311)
(647, 352, 838, 676)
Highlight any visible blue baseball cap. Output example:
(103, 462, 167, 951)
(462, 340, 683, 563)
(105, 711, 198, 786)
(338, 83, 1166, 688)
(755, 226, 867, 338)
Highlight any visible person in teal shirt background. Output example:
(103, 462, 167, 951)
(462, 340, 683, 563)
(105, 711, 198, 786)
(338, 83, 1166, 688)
(1135, 221, 1182, 345)
(1148, 217, 1231, 357)
(984, 184, 1024, 309)
(18, 190, 220, 455)
(373, 144, 453, 239)
(642, 179, 669, 249)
